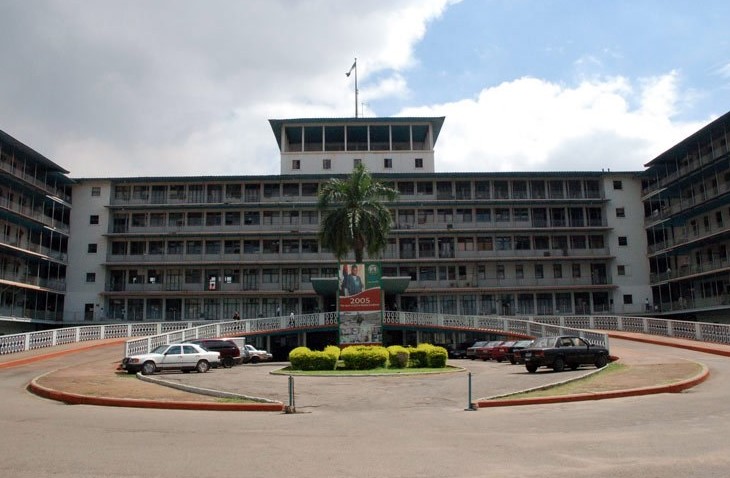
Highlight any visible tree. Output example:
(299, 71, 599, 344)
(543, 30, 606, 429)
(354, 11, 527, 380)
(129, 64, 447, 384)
(317, 164, 399, 263)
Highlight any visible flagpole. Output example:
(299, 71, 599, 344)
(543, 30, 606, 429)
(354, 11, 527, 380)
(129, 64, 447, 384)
(346, 58, 358, 117)
(354, 58, 358, 118)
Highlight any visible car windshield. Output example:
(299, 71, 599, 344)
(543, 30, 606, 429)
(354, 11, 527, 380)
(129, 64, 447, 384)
(531, 337, 556, 348)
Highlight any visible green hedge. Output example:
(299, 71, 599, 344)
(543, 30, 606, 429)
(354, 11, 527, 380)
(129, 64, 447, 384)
(386, 345, 410, 368)
(288, 343, 448, 371)
(340, 345, 388, 370)
(288, 346, 338, 371)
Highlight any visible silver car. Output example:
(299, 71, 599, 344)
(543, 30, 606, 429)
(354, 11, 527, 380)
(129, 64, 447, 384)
(121, 343, 220, 375)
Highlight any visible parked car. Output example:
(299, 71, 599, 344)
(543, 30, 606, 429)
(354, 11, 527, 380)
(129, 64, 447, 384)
(241, 344, 273, 364)
(507, 340, 534, 364)
(466, 341, 489, 360)
(121, 343, 220, 375)
(475, 340, 504, 361)
(523, 336, 610, 373)
(184, 339, 242, 368)
(446, 342, 473, 359)
(491, 341, 517, 363)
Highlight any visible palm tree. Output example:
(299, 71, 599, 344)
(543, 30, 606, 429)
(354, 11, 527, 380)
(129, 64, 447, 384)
(317, 164, 399, 263)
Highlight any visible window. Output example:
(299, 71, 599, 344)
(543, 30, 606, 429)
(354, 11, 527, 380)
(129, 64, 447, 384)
(292, 160, 300, 170)
(617, 265, 626, 276)
(616, 207, 625, 218)
(89, 215, 99, 225)
(86, 273, 96, 283)
(91, 187, 101, 197)
(553, 264, 562, 278)
(384, 158, 393, 169)
(618, 236, 628, 246)
(87, 244, 97, 253)
(515, 264, 524, 279)
(354, 158, 362, 167)
(415, 158, 423, 168)
(323, 159, 331, 170)
(535, 264, 544, 279)
(613, 180, 623, 190)
(623, 294, 633, 304)
(572, 264, 581, 278)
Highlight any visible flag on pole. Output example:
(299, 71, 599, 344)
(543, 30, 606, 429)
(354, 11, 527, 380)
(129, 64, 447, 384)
(346, 59, 357, 77)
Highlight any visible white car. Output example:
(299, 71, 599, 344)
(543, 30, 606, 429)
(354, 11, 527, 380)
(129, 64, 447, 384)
(242, 344, 273, 364)
(121, 343, 220, 375)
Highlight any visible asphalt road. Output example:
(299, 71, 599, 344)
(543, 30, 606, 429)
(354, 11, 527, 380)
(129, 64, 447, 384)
(2, 339, 730, 478)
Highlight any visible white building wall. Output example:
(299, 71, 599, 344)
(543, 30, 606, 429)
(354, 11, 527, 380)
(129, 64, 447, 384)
(603, 173, 651, 314)
(64, 180, 110, 322)
(281, 150, 435, 175)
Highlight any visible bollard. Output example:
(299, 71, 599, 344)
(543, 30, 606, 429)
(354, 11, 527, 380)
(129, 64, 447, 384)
(464, 371, 477, 411)
(285, 375, 296, 413)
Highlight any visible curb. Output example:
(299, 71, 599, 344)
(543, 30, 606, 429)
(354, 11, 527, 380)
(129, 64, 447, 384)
(476, 361, 710, 408)
(27, 374, 284, 412)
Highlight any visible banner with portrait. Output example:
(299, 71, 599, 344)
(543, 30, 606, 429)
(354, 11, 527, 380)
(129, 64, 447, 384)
(338, 262, 382, 344)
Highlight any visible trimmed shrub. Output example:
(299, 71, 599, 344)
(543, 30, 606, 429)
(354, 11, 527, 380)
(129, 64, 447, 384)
(288, 346, 311, 370)
(407, 345, 429, 368)
(324, 345, 341, 362)
(427, 345, 448, 368)
(341, 345, 388, 370)
(386, 345, 410, 368)
(288, 346, 338, 370)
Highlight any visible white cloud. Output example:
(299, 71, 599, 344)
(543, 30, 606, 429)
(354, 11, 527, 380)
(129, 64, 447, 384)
(0, 0, 717, 178)
(0, 0, 454, 177)
(400, 72, 710, 172)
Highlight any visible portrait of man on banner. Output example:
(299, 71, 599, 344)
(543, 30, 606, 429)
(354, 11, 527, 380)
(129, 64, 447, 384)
(340, 263, 364, 296)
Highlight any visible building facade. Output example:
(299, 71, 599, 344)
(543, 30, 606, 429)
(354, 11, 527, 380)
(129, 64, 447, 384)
(643, 111, 730, 322)
(63, 117, 650, 325)
(0, 130, 72, 333)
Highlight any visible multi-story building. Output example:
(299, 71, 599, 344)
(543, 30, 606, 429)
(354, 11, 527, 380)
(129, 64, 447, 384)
(0, 129, 72, 333)
(64, 116, 650, 328)
(642, 111, 730, 322)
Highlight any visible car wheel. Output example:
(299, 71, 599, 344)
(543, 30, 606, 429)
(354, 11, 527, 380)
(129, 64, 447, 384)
(250, 356, 260, 364)
(182, 369, 190, 373)
(569, 363, 580, 370)
(141, 361, 156, 375)
(526, 364, 538, 373)
(552, 357, 565, 372)
(196, 360, 210, 373)
(509, 358, 516, 365)
(595, 354, 608, 368)
(222, 356, 234, 368)
(496, 358, 504, 363)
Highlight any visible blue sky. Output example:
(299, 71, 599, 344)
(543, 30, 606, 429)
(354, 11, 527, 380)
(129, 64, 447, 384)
(0, 0, 728, 177)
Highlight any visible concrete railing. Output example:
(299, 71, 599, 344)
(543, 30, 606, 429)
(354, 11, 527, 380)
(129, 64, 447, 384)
(2, 312, 729, 358)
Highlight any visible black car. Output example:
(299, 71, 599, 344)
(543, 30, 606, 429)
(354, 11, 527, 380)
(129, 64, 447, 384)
(523, 335, 609, 373)
(184, 339, 242, 368)
(507, 339, 534, 364)
(444, 342, 473, 359)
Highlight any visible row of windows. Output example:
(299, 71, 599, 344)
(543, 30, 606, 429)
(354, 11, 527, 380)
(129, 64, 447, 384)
(98, 233, 627, 257)
(292, 157, 422, 170)
(97, 262, 614, 285)
(107, 178, 608, 202)
(102, 204, 611, 230)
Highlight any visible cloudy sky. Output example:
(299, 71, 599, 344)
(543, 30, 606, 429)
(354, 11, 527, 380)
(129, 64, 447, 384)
(1, 0, 728, 177)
